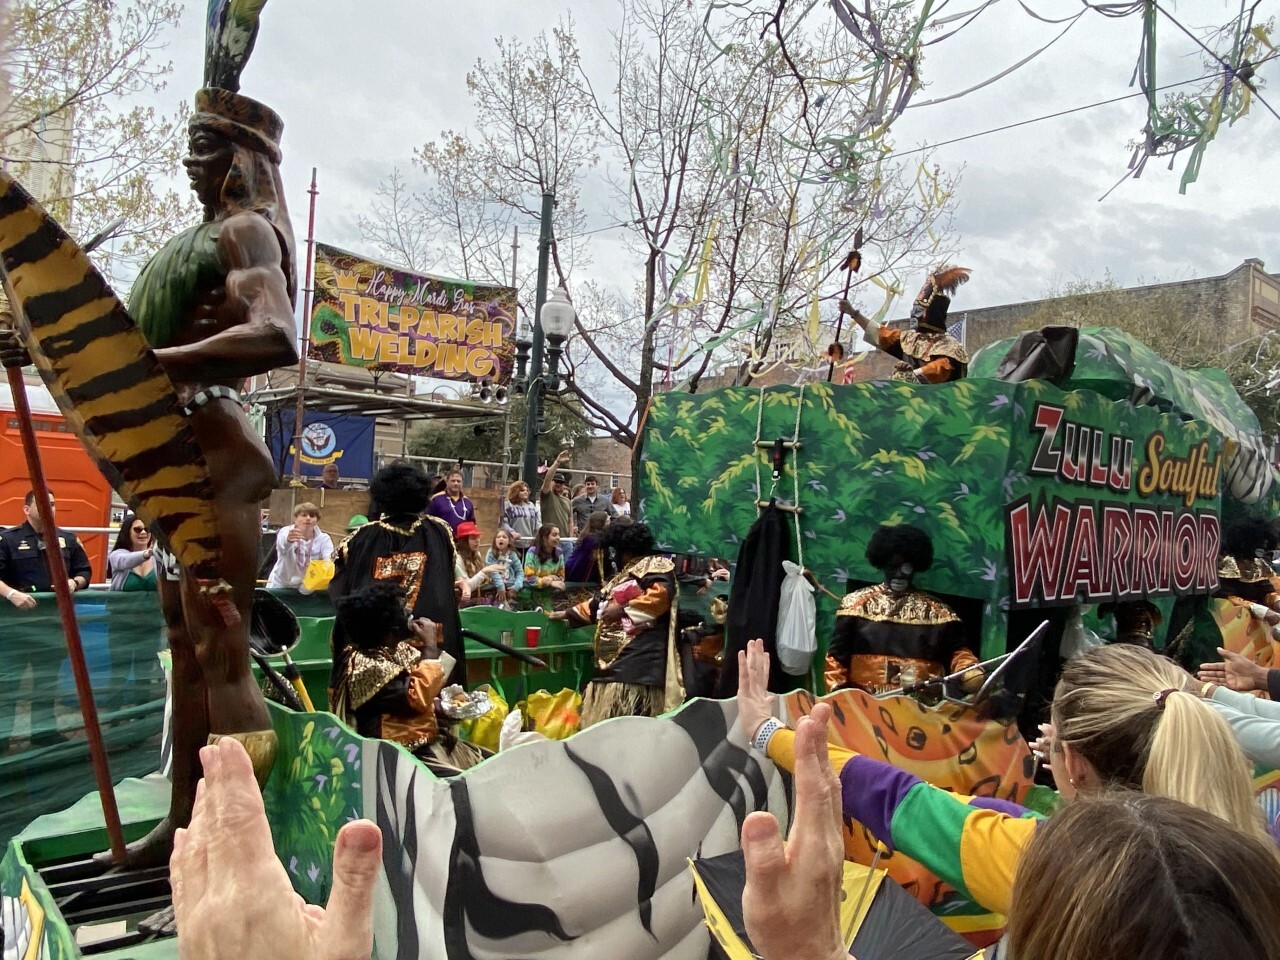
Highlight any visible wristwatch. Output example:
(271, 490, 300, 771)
(752, 717, 784, 752)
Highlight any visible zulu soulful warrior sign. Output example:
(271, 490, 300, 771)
(1006, 401, 1223, 607)
(307, 242, 518, 383)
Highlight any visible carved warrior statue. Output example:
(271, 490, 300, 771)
(0, 0, 295, 890)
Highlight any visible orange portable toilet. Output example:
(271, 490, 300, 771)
(1, 376, 113, 583)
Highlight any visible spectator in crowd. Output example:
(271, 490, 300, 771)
(312, 463, 344, 491)
(453, 521, 505, 606)
(539, 450, 574, 537)
(738, 702, 1280, 960)
(0, 490, 93, 606)
(266, 503, 334, 590)
(565, 511, 609, 584)
(0, 490, 92, 750)
(610, 486, 631, 518)
(109, 514, 157, 592)
(500, 479, 540, 545)
(106, 514, 163, 718)
(524, 524, 566, 605)
(485, 530, 524, 606)
(426, 468, 475, 535)
(571, 475, 618, 531)
(737, 639, 1270, 919)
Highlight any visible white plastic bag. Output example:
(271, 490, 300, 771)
(776, 560, 817, 675)
(1059, 605, 1105, 660)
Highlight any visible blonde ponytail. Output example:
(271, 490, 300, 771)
(1144, 690, 1268, 841)
(1052, 644, 1269, 842)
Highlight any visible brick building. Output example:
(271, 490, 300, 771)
(955, 259, 1280, 355)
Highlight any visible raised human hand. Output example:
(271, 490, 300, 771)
(1199, 647, 1269, 693)
(171, 737, 382, 960)
(736, 638, 774, 741)
(741, 702, 850, 960)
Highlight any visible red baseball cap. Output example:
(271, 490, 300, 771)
(455, 521, 482, 539)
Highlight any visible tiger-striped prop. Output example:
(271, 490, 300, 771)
(0, 171, 221, 579)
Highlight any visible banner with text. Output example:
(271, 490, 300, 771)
(1004, 400, 1223, 608)
(307, 243, 517, 382)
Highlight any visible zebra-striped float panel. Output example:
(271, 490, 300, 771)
(364, 698, 786, 960)
(0, 171, 221, 579)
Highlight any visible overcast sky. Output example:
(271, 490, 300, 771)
(147, 0, 1277, 335)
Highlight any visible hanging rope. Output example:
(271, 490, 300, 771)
(792, 384, 806, 571)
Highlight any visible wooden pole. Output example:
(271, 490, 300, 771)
(4, 358, 127, 861)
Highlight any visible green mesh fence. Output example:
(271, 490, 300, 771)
(0, 591, 166, 851)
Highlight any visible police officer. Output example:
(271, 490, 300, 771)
(0, 489, 93, 749)
(0, 490, 93, 608)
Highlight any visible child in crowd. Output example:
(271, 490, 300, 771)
(485, 530, 524, 606)
(454, 521, 504, 606)
(524, 524, 566, 607)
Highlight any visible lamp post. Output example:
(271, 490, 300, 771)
(520, 286, 575, 487)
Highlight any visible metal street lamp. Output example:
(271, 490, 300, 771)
(540, 287, 575, 390)
(518, 284, 575, 485)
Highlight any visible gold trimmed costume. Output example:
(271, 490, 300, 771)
(825, 584, 977, 693)
(1217, 554, 1280, 611)
(568, 555, 683, 727)
(875, 328, 970, 384)
(334, 641, 446, 752)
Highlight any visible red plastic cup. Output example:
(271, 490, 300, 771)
(525, 625, 541, 648)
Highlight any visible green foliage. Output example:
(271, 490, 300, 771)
(264, 714, 364, 905)
(639, 378, 1231, 659)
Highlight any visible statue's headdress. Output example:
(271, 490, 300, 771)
(192, 0, 283, 162)
(190, 0, 295, 298)
(910, 265, 971, 333)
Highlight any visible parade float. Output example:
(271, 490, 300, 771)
(3, 1, 1280, 957)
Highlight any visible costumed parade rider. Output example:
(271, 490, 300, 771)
(826, 524, 982, 696)
(329, 463, 468, 692)
(549, 522, 683, 727)
(1216, 517, 1280, 613)
(331, 583, 487, 772)
(1099, 600, 1163, 652)
(834, 265, 971, 384)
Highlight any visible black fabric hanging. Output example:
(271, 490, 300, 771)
(716, 501, 796, 696)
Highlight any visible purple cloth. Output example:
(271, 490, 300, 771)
(968, 795, 1029, 817)
(426, 493, 475, 533)
(838, 754, 919, 852)
(565, 534, 603, 583)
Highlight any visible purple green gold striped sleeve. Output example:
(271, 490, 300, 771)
(838, 755, 1042, 916)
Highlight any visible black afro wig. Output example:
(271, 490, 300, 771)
(865, 523, 934, 571)
(369, 462, 432, 518)
(336, 583, 411, 649)
(602, 520, 657, 560)
(1222, 516, 1276, 558)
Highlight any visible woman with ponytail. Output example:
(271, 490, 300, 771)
(737, 640, 1271, 918)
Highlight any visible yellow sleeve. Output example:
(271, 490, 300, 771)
(764, 726, 857, 778)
